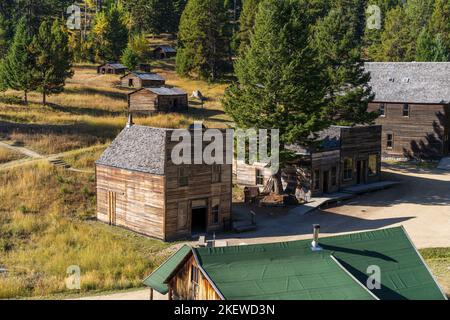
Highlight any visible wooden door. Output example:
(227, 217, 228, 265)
(108, 191, 117, 225)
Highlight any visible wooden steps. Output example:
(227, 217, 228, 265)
(48, 158, 71, 169)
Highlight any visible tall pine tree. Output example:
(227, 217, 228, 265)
(176, 0, 230, 81)
(237, 0, 261, 54)
(30, 19, 73, 105)
(311, 0, 377, 125)
(223, 0, 327, 193)
(429, 0, 450, 60)
(0, 17, 36, 103)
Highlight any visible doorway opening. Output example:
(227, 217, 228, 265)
(322, 170, 329, 193)
(356, 160, 367, 184)
(191, 207, 207, 234)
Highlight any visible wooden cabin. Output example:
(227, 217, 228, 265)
(235, 125, 382, 199)
(95, 124, 232, 241)
(139, 63, 152, 73)
(143, 227, 447, 300)
(128, 87, 188, 115)
(97, 63, 128, 75)
(365, 62, 450, 160)
(120, 72, 165, 89)
(153, 45, 177, 59)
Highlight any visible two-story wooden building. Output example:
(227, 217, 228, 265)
(128, 87, 188, 115)
(235, 125, 382, 199)
(365, 62, 450, 160)
(95, 124, 232, 241)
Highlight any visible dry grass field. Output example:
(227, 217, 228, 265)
(0, 59, 229, 299)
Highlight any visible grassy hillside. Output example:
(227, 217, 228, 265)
(0, 60, 229, 299)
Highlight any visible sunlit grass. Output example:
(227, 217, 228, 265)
(0, 147, 25, 164)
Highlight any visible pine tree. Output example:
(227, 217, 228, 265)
(176, 0, 230, 81)
(237, 0, 261, 54)
(30, 19, 73, 105)
(0, 17, 36, 103)
(121, 45, 139, 70)
(223, 0, 328, 193)
(311, 0, 377, 125)
(429, 0, 450, 59)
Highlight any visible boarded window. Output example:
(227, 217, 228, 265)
(368, 155, 378, 176)
(331, 167, 337, 186)
(379, 103, 385, 116)
(314, 169, 320, 190)
(212, 165, 221, 183)
(386, 133, 394, 149)
(343, 158, 353, 181)
(403, 104, 410, 117)
(255, 169, 264, 185)
(212, 198, 220, 224)
(177, 201, 188, 229)
(178, 167, 189, 187)
(191, 265, 199, 284)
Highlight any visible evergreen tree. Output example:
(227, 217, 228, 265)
(30, 19, 73, 105)
(429, 0, 450, 59)
(237, 0, 261, 54)
(121, 45, 139, 70)
(223, 0, 327, 193)
(0, 17, 36, 103)
(176, 0, 230, 81)
(311, 0, 377, 125)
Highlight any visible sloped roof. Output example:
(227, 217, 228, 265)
(95, 125, 168, 175)
(144, 227, 447, 300)
(145, 87, 186, 96)
(155, 45, 176, 53)
(365, 62, 450, 104)
(100, 63, 127, 69)
(122, 72, 165, 81)
(143, 245, 192, 294)
(286, 126, 343, 155)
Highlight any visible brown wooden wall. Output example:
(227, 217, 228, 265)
(368, 102, 450, 159)
(120, 74, 165, 88)
(169, 255, 221, 300)
(164, 133, 232, 241)
(234, 160, 272, 189)
(98, 66, 127, 74)
(128, 90, 188, 115)
(96, 165, 166, 239)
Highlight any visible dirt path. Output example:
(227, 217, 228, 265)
(73, 289, 167, 300)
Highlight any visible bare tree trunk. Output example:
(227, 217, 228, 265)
(24, 91, 28, 104)
(42, 91, 46, 106)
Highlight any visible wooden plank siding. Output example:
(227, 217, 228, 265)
(120, 73, 165, 89)
(96, 165, 166, 240)
(169, 255, 221, 300)
(368, 102, 450, 159)
(128, 89, 188, 115)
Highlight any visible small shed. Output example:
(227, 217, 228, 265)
(153, 45, 177, 59)
(120, 72, 166, 89)
(139, 63, 152, 73)
(128, 87, 188, 115)
(97, 63, 128, 75)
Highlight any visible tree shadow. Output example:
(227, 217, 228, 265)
(64, 87, 128, 101)
(46, 102, 125, 118)
(403, 110, 450, 160)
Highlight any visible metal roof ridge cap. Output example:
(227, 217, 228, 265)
(192, 248, 226, 300)
(400, 225, 448, 300)
(329, 254, 380, 300)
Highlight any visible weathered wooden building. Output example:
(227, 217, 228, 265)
(95, 124, 232, 241)
(153, 45, 177, 59)
(143, 227, 447, 300)
(128, 87, 188, 115)
(365, 62, 450, 160)
(235, 125, 382, 199)
(120, 72, 166, 88)
(97, 63, 128, 75)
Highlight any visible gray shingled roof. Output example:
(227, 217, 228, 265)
(155, 45, 176, 53)
(124, 72, 165, 81)
(102, 63, 127, 69)
(286, 126, 343, 154)
(145, 87, 186, 96)
(96, 126, 168, 175)
(365, 62, 450, 104)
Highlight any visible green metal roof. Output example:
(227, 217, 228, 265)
(143, 227, 446, 300)
(143, 245, 191, 294)
(195, 227, 446, 300)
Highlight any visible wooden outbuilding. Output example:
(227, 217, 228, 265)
(143, 227, 447, 300)
(120, 72, 165, 89)
(153, 45, 177, 59)
(97, 63, 128, 75)
(139, 63, 152, 73)
(235, 125, 382, 199)
(365, 62, 450, 160)
(128, 87, 188, 115)
(95, 124, 232, 241)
